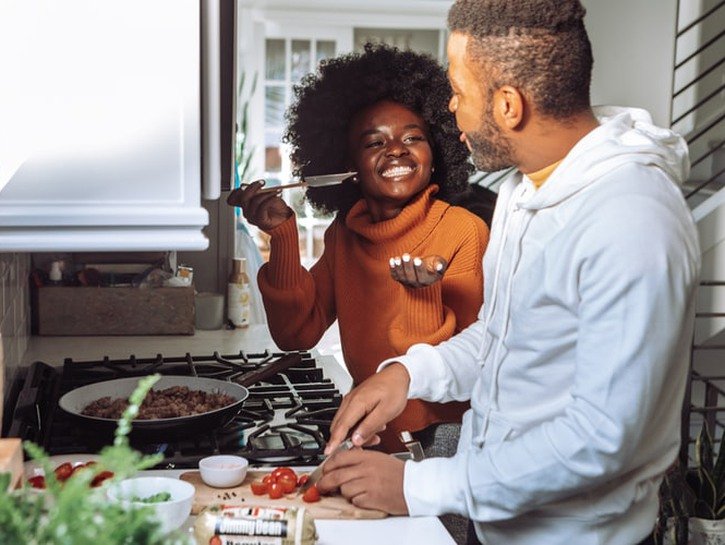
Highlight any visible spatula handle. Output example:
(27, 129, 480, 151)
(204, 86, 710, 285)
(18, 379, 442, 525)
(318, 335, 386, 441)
(256, 181, 308, 193)
(234, 353, 302, 387)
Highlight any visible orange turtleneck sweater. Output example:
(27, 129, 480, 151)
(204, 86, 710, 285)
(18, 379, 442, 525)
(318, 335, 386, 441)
(258, 185, 489, 451)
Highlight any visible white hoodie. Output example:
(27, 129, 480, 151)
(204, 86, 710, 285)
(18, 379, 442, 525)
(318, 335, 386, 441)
(384, 107, 701, 545)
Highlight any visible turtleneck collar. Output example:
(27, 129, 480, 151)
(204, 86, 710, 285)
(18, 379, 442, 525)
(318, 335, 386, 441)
(344, 185, 447, 256)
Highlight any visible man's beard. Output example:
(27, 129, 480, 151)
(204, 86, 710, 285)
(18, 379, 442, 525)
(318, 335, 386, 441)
(467, 111, 517, 173)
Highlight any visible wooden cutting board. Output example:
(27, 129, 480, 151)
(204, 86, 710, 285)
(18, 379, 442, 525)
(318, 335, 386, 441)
(180, 469, 387, 520)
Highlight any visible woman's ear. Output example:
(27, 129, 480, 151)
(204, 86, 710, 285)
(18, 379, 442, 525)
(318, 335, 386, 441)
(493, 85, 525, 131)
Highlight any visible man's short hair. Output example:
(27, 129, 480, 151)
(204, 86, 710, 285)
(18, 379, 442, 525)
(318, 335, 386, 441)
(448, 0, 593, 119)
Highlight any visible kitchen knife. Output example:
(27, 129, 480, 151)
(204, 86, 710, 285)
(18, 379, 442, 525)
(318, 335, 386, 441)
(296, 439, 354, 496)
(245, 172, 357, 194)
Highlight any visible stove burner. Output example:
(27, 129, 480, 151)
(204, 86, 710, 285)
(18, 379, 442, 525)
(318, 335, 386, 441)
(246, 433, 302, 463)
(4, 350, 342, 468)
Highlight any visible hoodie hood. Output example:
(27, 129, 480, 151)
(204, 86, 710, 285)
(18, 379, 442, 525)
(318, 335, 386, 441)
(520, 106, 690, 211)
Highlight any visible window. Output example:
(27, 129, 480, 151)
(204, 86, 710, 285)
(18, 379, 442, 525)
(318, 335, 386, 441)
(264, 38, 336, 179)
(258, 37, 338, 267)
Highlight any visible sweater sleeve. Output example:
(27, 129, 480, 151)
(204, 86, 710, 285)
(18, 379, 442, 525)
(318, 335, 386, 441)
(388, 215, 488, 353)
(258, 215, 337, 350)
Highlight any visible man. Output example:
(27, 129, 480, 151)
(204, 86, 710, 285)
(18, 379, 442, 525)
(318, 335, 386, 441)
(318, 1, 701, 544)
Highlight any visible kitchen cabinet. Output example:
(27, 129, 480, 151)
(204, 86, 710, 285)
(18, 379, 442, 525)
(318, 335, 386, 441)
(0, 0, 211, 251)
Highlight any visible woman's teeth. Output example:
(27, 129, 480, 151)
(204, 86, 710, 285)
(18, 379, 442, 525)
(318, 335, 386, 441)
(381, 166, 414, 178)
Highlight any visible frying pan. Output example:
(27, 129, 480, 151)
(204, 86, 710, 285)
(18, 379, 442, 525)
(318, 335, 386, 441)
(58, 353, 302, 436)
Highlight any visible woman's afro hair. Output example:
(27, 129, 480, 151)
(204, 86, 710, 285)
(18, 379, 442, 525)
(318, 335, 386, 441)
(283, 43, 474, 217)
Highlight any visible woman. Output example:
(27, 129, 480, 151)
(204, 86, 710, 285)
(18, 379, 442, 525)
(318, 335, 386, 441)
(227, 44, 489, 452)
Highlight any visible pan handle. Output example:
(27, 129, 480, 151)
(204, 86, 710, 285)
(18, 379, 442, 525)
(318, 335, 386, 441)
(234, 353, 303, 387)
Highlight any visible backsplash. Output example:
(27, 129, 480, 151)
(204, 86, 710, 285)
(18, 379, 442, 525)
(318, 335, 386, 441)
(1, 253, 31, 396)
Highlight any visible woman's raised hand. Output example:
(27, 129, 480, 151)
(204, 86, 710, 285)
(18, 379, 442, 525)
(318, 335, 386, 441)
(389, 254, 447, 288)
(226, 180, 293, 232)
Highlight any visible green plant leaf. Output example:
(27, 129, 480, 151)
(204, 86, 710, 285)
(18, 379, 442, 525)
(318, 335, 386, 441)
(0, 374, 192, 545)
(696, 422, 715, 474)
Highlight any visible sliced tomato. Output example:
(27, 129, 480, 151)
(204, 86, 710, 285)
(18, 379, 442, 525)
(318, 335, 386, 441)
(268, 482, 283, 500)
(297, 474, 309, 487)
(271, 466, 297, 481)
(90, 470, 114, 488)
(54, 462, 74, 482)
(250, 480, 268, 495)
(302, 484, 320, 503)
(28, 475, 46, 489)
(277, 473, 297, 494)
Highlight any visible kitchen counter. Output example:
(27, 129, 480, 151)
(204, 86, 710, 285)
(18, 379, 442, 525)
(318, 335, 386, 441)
(19, 326, 457, 545)
(143, 469, 456, 545)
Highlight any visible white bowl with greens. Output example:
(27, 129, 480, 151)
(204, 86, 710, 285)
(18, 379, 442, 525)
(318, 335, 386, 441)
(107, 476, 195, 534)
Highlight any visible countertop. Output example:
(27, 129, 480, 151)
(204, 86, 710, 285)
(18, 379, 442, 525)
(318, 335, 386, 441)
(19, 325, 457, 545)
(145, 469, 456, 545)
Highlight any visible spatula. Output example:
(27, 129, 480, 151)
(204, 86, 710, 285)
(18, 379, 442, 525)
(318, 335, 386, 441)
(248, 171, 357, 194)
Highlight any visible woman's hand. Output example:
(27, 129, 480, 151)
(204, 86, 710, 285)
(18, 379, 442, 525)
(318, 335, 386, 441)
(389, 254, 447, 288)
(226, 180, 293, 232)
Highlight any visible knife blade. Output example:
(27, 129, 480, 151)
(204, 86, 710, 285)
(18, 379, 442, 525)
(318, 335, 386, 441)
(296, 439, 353, 496)
(249, 172, 357, 194)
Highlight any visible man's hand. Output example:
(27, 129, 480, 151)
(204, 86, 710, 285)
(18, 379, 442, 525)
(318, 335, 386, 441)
(318, 449, 408, 515)
(389, 254, 447, 288)
(326, 363, 410, 454)
(226, 180, 293, 232)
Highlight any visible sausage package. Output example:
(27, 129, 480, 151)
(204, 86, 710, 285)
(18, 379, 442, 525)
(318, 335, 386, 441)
(193, 504, 317, 545)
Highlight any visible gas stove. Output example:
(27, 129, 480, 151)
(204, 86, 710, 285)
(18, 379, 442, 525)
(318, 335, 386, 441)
(4, 350, 344, 468)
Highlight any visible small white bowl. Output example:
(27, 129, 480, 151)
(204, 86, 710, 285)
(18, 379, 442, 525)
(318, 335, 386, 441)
(107, 476, 194, 534)
(198, 455, 248, 488)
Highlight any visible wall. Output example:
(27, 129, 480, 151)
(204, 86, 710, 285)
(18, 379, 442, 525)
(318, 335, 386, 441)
(582, 0, 678, 128)
(0, 253, 31, 399)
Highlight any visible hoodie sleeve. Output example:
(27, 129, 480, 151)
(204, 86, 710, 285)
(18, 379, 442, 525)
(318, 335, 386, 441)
(401, 169, 700, 520)
(378, 311, 486, 403)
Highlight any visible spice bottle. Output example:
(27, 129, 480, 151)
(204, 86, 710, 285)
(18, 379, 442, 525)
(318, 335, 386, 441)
(227, 257, 251, 328)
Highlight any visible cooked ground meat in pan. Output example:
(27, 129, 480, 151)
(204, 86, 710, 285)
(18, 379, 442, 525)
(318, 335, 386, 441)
(81, 386, 237, 419)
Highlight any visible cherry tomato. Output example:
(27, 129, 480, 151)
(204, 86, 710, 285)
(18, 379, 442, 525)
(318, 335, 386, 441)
(277, 473, 297, 494)
(28, 475, 46, 489)
(302, 484, 320, 503)
(250, 480, 268, 495)
(268, 482, 283, 500)
(297, 474, 309, 487)
(90, 470, 114, 487)
(54, 462, 74, 482)
(262, 473, 276, 485)
(271, 466, 297, 481)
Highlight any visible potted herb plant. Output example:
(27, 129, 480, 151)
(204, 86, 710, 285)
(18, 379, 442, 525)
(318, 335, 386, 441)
(0, 374, 193, 545)
(657, 422, 725, 545)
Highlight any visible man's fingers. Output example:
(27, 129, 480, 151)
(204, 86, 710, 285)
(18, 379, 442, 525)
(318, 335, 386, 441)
(327, 398, 369, 453)
(350, 405, 392, 448)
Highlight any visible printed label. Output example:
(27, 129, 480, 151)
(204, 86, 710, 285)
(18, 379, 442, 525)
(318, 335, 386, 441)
(227, 282, 250, 326)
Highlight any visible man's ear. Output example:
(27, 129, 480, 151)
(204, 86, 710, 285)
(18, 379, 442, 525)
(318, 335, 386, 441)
(493, 85, 525, 131)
